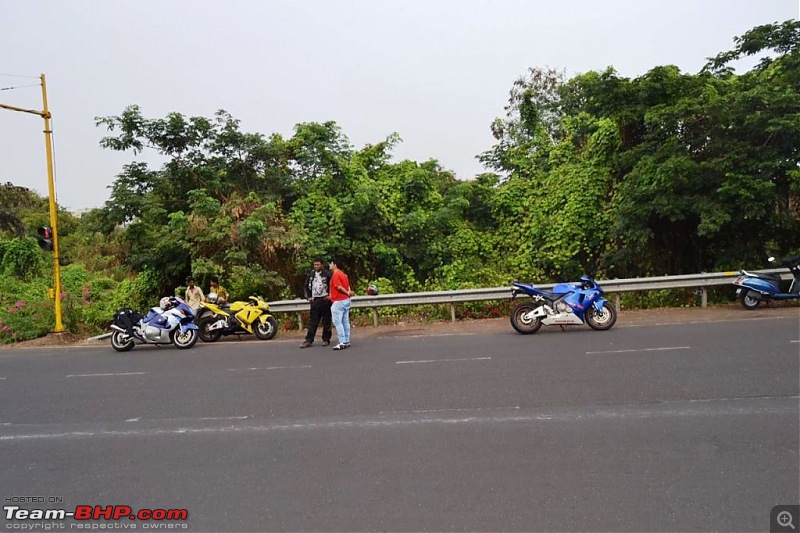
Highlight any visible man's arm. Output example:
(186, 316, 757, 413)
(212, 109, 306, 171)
(303, 272, 312, 300)
(335, 283, 354, 297)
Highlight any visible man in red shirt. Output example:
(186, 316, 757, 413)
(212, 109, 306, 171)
(328, 259, 354, 350)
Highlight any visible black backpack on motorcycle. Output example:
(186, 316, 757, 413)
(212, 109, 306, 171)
(113, 308, 143, 334)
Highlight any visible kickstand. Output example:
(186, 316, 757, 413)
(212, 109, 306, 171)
(559, 325, 566, 332)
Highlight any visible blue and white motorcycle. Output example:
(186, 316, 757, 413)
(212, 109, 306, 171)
(732, 255, 800, 309)
(510, 275, 617, 334)
(110, 296, 199, 351)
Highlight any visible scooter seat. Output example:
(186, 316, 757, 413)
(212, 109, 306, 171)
(742, 270, 782, 282)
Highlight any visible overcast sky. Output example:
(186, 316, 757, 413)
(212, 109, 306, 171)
(1, 0, 797, 212)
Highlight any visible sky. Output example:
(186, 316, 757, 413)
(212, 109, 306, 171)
(1, 0, 797, 212)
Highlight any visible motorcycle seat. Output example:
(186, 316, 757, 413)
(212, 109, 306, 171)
(742, 270, 782, 282)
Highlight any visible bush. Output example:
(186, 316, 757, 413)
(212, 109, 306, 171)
(0, 275, 53, 343)
(1, 238, 44, 280)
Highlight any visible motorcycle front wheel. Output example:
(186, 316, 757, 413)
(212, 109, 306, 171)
(739, 291, 760, 310)
(586, 304, 617, 331)
(255, 316, 278, 340)
(111, 331, 135, 352)
(510, 303, 542, 334)
(171, 328, 199, 349)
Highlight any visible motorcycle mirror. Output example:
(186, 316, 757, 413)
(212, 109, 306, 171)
(768, 256, 776, 262)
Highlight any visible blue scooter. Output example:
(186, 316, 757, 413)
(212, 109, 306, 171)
(732, 255, 800, 309)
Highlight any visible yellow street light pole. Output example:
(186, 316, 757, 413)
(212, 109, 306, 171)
(0, 73, 63, 332)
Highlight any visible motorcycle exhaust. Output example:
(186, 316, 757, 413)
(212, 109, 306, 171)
(110, 325, 127, 333)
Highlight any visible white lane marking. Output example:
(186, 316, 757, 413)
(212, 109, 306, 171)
(127, 416, 248, 423)
(228, 366, 312, 371)
(396, 357, 491, 364)
(0, 377, 6, 380)
(586, 346, 690, 355)
(380, 406, 520, 415)
(66, 372, 147, 378)
(790, 340, 799, 343)
(393, 333, 479, 339)
(1, 396, 795, 441)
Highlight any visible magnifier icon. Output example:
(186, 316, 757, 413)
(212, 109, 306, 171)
(778, 511, 795, 530)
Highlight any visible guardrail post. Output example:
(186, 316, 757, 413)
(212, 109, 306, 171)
(449, 304, 456, 322)
(613, 294, 621, 313)
(700, 287, 707, 308)
(296, 313, 303, 331)
(372, 307, 379, 327)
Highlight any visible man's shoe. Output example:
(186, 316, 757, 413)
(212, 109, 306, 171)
(332, 343, 346, 350)
(322, 341, 330, 347)
(299, 340, 313, 348)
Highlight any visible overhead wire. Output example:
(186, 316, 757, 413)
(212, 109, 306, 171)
(0, 83, 41, 91)
(0, 73, 40, 79)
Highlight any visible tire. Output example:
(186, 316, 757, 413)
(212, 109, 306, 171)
(586, 304, 617, 331)
(171, 327, 198, 349)
(740, 291, 760, 310)
(110, 330, 135, 352)
(510, 303, 542, 334)
(255, 316, 278, 340)
(198, 317, 223, 342)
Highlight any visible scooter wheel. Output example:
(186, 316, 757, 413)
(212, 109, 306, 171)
(740, 291, 760, 310)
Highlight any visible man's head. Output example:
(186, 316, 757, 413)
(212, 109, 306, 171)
(329, 259, 342, 272)
(313, 257, 324, 272)
(186, 277, 195, 288)
(209, 275, 219, 288)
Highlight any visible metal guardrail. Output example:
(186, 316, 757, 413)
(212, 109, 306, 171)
(269, 268, 793, 328)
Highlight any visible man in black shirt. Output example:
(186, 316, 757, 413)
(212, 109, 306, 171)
(300, 258, 333, 348)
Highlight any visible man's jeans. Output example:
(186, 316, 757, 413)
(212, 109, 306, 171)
(331, 298, 351, 344)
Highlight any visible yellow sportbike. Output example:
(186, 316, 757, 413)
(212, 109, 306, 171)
(196, 295, 278, 342)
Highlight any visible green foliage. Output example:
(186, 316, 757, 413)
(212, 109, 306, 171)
(1, 238, 44, 279)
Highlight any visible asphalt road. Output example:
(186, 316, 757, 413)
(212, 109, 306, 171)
(0, 312, 798, 532)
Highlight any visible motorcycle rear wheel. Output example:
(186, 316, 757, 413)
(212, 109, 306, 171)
(586, 305, 617, 331)
(171, 328, 199, 349)
(255, 316, 278, 340)
(739, 291, 760, 310)
(510, 303, 542, 334)
(111, 331, 135, 352)
(197, 317, 224, 342)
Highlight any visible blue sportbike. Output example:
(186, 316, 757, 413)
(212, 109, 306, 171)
(110, 296, 199, 351)
(510, 275, 617, 334)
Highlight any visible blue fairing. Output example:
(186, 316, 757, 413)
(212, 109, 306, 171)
(143, 309, 168, 327)
(593, 299, 609, 312)
(552, 283, 579, 294)
(179, 322, 198, 333)
(512, 282, 547, 296)
(740, 277, 780, 293)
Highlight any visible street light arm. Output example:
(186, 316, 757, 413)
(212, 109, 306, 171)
(0, 101, 48, 118)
